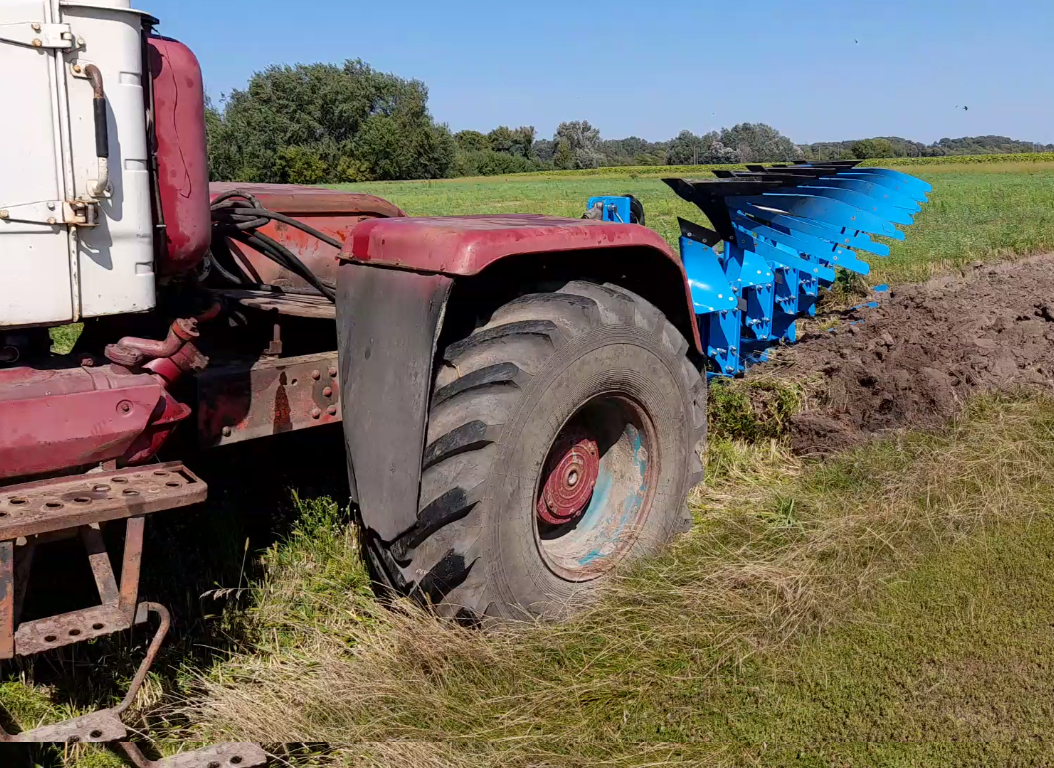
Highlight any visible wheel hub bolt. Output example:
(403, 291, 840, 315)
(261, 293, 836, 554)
(536, 432, 600, 526)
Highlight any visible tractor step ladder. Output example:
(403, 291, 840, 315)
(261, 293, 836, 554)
(0, 462, 211, 748)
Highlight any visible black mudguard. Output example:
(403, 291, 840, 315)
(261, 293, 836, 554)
(336, 262, 453, 542)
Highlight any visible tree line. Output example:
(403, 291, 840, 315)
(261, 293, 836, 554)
(205, 60, 1052, 184)
(802, 135, 1054, 161)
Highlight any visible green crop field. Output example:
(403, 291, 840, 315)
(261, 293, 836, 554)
(10, 160, 1054, 768)
(337, 160, 1054, 286)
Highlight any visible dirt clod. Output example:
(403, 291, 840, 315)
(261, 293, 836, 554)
(769, 255, 1054, 455)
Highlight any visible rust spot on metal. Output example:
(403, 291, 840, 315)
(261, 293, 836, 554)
(196, 351, 341, 447)
(81, 526, 119, 605)
(119, 517, 145, 621)
(272, 373, 293, 434)
(0, 541, 13, 659)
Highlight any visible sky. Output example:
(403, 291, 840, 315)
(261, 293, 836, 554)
(139, 0, 1054, 146)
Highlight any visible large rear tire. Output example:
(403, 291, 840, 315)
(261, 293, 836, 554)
(370, 280, 706, 619)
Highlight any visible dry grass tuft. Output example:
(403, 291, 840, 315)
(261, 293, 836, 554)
(175, 394, 1054, 762)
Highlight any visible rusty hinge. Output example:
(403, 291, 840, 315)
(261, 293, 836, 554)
(0, 199, 99, 227)
(0, 22, 74, 49)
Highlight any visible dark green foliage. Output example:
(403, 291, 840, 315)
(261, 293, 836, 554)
(486, 125, 536, 157)
(932, 135, 1054, 154)
(664, 130, 711, 165)
(451, 126, 544, 176)
(452, 148, 541, 177)
(454, 129, 489, 153)
(851, 137, 896, 159)
(274, 145, 330, 184)
(598, 136, 669, 166)
(803, 134, 1054, 161)
(533, 138, 555, 165)
(206, 59, 456, 183)
(722, 123, 803, 163)
(552, 138, 574, 170)
(663, 124, 801, 166)
(553, 120, 604, 169)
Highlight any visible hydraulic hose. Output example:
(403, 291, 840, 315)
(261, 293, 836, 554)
(209, 190, 339, 302)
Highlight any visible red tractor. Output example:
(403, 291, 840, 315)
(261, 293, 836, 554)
(0, 1, 705, 747)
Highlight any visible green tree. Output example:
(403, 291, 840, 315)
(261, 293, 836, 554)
(486, 126, 536, 157)
(600, 137, 668, 166)
(206, 59, 455, 183)
(851, 138, 895, 159)
(204, 95, 238, 182)
(275, 145, 329, 184)
(721, 123, 802, 163)
(533, 139, 556, 166)
(553, 121, 603, 169)
(633, 150, 666, 166)
(552, 138, 574, 170)
(664, 130, 712, 165)
(454, 130, 489, 153)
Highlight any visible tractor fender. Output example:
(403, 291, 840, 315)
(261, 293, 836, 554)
(337, 215, 700, 543)
(345, 215, 700, 353)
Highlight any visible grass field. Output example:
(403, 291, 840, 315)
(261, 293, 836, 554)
(338, 160, 1054, 286)
(181, 396, 1054, 766)
(8, 160, 1054, 766)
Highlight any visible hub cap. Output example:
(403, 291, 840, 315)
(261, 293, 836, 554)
(536, 432, 600, 525)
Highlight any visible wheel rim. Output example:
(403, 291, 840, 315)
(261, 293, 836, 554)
(534, 394, 657, 581)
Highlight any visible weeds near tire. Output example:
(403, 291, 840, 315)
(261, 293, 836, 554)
(173, 394, 1054, 765)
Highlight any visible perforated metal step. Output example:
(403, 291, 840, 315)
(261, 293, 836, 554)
(0, 461, 206, 540)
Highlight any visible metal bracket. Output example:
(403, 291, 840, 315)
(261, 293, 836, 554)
(118, 742, 269, 768)
(0, 199, 99, 227)
(70, 58, 95, 78)
(0, 22, 74, 49)
(0, 603, 170, 744)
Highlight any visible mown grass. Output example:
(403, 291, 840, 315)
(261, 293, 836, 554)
(150, 394, 1054, 766)
(337, 161, 1054, 287)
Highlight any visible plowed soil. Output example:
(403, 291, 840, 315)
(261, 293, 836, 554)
(766, 255, 1054, 455)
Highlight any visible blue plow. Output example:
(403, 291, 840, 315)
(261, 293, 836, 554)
(585, 161, 930, 377)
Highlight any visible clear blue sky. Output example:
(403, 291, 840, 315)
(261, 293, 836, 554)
(139, 0, 1053, 145)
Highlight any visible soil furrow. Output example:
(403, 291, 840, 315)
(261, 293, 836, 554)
(764, 254, 1054, 454)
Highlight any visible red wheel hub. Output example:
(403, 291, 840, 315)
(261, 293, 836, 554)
(537, 431, 600, 525)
